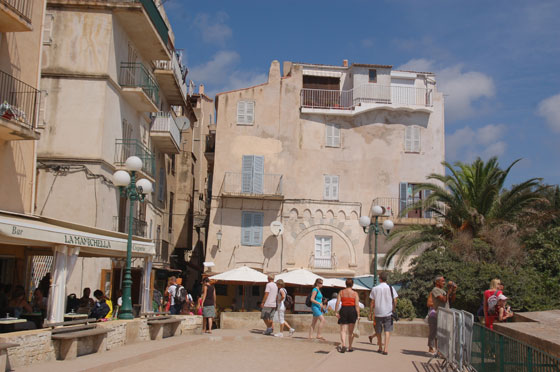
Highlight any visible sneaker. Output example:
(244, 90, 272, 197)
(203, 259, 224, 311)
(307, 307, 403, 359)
(274, 333, 284, 337)
(289, 328, 295, 336)
(264, 328, 273, 335)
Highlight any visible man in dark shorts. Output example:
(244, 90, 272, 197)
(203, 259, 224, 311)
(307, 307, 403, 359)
(369, 271, 398, 355)
(260, 276, 278, 335)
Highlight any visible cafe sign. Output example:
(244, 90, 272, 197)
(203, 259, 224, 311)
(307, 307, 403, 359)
(64, 234, 111, 249)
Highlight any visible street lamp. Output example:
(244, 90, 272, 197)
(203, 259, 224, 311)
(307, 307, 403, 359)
(112, 156, 153, 319)
(359, 206, 394, 286)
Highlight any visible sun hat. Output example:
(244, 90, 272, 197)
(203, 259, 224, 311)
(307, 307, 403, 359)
(498, 294, 508, 301)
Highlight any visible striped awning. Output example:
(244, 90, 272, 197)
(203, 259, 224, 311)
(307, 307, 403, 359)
(302, 69, 343, 78)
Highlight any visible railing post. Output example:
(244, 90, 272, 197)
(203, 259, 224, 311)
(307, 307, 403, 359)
(499, 334, 504, 372)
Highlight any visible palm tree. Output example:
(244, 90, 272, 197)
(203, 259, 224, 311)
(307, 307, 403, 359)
(384, 157, 545, 267)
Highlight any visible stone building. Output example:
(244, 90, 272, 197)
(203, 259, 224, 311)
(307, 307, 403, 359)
(206, 60, 445, 281)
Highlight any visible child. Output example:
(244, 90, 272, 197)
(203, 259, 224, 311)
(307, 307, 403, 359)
(496, 294, 514, 322)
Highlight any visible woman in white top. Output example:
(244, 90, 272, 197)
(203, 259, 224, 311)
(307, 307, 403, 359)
(273, 279, 295, 337)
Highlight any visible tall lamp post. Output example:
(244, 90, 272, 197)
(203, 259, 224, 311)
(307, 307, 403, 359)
(359, 206, 394, 286)
(112, 156, 153, 319)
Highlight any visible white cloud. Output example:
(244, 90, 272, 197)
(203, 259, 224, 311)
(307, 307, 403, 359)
(397, 59, 495, 123)
(193, 12, 232, 46)
(189, 51, 267, 96)
(446, 124, 507, 161)
(537, 93, 560, 132)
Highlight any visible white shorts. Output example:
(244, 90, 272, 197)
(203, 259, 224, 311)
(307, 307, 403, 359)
(274, 309, 285, 324)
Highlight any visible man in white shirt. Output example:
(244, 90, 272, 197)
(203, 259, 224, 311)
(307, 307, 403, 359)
(369, 271, 398, 355)
(327, 293, 339, 312)
(260, 276, 278, 335)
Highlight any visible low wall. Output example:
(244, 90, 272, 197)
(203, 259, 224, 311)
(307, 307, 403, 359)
(0, 315, 202, 369)
(220, 312, 429, 337)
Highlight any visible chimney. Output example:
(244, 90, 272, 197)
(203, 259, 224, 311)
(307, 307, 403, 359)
(199, 84, 204, 95)
(343, 59, 348, 67)
(268, 60, 281, 83)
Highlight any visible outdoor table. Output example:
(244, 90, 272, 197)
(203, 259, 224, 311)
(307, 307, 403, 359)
(64, 313, 88, 322)
(0, 318, 26, 333)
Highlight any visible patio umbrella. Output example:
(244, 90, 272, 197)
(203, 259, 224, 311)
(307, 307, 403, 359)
(274, 269, 324, 286)
(209, 266, 269, 310)
(323, 278, 370, 291)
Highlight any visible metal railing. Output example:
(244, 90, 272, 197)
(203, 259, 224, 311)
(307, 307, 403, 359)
(153, 50, 187, 99)
(220, 172, 283, 197)
(114, 139, 155, 177)
(430, 308, 475, 372)
(151, 112, 181, 147)
(119, 62, 160, 107)
(300, 84, 433, 110)
(0, 0, 33, 23)
(471, 323, 560, 372)
(312, 256, 336, 270)
(372, 197, 441, 219)
(0, 70, 40, 130)
(112, 216, 147, 237)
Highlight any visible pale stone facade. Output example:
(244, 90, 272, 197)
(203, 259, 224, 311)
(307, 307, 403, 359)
(207, 60, 445, 277)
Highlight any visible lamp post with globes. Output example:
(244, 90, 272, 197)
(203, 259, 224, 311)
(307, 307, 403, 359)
(112, 156, 153, 319)
(359, 206, 394, 286)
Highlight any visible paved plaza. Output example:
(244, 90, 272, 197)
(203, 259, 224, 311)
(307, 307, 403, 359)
(16, 329, 441, 372)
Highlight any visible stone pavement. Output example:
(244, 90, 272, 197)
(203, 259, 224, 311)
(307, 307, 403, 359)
(15, 329, 443, 372)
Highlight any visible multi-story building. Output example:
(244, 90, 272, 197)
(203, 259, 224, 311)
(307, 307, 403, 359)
(35, 0, 191, 305)
(206, 60, 445, 283)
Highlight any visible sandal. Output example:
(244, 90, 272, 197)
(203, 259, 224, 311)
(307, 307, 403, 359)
(368, 335, 374, 344)
(382, 351, 388, 355)
(317, 336, 327, 341)
(347, 348, 354, 352)
(339, 346, 346, 353)
(377, 349, 383, 354)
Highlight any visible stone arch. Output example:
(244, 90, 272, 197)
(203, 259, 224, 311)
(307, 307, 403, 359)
(289, 208, 299, 220)
(325, 210, 335, 220)
(338, 210, 347, 220)
(350, 211, 359, 220)
(288, 224, 356, 267)
(314, 209, 324, 220)
(303, 209, 312, 219)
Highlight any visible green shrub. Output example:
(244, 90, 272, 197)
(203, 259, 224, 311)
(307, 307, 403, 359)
(396, 298, 416, 320)
(359, 308, 369, 318)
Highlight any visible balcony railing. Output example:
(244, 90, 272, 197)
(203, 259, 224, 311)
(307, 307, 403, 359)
(112, 216, 147, 237)
(153, 50, 187, 99)
(220, 172, 283, 197)
(151, 112, 181, 146)
(372, 197, 446, 220)
(301, 84, 433, 110)
(1, 0, 33, 24)
(313, 256, 335, 270)
(0, 70, 39, 130)
(114, 139, 155, 177)
(119, 62, 160, 107)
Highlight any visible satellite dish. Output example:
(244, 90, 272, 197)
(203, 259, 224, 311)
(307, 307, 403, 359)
(270, 221, 284, 236)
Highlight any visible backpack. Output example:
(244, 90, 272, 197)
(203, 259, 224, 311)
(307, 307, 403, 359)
(305, 289, 315, 308)
(174, 285, 187, 304)
(487, 290, 499, 315)
(283, 289, 294, 309)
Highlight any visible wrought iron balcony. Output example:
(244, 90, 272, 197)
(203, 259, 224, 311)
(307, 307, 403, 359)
(220, 172, 283, 199)
(371, 197, 446, 224)
(112, 216, 147, 237)
(114, 139, 155, 178)
(0, 69, 40, 140)
(119, 62, 160, 112)
(153, 50, 187, 105)
(150, 112, 181, 153)
(0, 0, 33, 31)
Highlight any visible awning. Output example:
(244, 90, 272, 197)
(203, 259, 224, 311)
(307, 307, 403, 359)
(302, 69, 342, 78)
(0, 212, 154, 257)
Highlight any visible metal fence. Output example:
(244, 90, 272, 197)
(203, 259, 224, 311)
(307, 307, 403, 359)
(471, 323, 560, 372)
(119, 62, 160, 107)
(114, 139, 155, 177)
(430, 308, 475, 371)
(112, 216, 147, 237)
(1, 0, 33, 23)
(0, 69, 40, 129)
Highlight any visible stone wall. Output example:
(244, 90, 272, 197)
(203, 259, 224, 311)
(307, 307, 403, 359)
(0, 329, 55, 369)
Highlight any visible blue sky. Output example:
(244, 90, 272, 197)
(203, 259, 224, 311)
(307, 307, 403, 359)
(163, 0, 560, 186)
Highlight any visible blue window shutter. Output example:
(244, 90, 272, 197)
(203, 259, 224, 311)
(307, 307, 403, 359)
(399, 182, 408, 217)
(252, 212, 264, 245)
(252, 156, 264, 194)
(241, 212, 252, 245)
(242, 155, 254, 193)
(423, 189, 433, 218)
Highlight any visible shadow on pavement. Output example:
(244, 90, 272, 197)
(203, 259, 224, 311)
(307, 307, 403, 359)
(401, 349, 433, 357)
(412, 360, 444, 372)
(249, 329, 265, 334)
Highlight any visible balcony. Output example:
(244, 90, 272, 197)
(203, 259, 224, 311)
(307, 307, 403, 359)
(119, 62, 160, 112)
(150, 112, 180, 154)
(153, 50, 187, 105)
(153, 239, 169, 266)
(204, 132, 215, 162)
(0, 70, 40, 140)
(300, 84, 433, 116)
(220, 172, 283, 199)
(114, 139, 155, 178)
(112, 216, 147, 237)
(372, 197, 444, 225)
(0, 0, 33, 32)
(47, 0, 170, 60)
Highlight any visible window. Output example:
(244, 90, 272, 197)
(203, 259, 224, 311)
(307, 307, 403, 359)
(171, 154, 176, 176)
(326, 123, 340, 148)
(43, 13, 54, 45)
(399, 182, 432, 218)
(158, 167, 165, 202)
(314, 236, 332, 269)
(242, 155, 264, 194)
(237, 101, 255, 125)
(369, 69, 377, 83)
(241, 211, 264, 246)
(168, 192, 174, 233)
(404, 126, 421, 153)
(323, 175, 339, 200)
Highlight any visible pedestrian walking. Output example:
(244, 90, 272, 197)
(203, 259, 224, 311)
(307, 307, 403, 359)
(427, 276, 456, 354)
(260, 276, 278, 335)
(483, 278, 502, 330)
(273, 279, 295, 337)
(164, 276, 178, 314)
(369, 272, 398, 355)
(335, 278, 360, 353)
(200, 277, 216, 334)
(308, 278, 326, 341)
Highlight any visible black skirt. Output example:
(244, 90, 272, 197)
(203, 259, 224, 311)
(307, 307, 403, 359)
(338, 305, 358, 325)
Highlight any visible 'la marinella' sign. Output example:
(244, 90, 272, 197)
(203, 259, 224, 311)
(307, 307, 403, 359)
(64, 234, 111, 249)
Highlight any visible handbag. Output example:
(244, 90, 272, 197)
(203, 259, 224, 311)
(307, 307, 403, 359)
(353, 317, 360, 338)
(389, 284, 399, 322)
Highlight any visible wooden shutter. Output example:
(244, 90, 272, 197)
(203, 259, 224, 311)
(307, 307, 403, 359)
(331, 176, 339, 200)
(38, 90, 48, 128)
(252, 212, 263, 245)
(404, 127, 412, 152)
(252, 156, 264, 194)
(245, 101, 254, 124)
(324, 175, 331, 199)
(242, 155, 254, 193)
(158, 167, 165, 202)
(399, 182, 408, 216)
(332, 125, 340, 147)
(412, 127, 421, 153)
(43, 13, 54, 45)
(237, 101, 246, 124)
(241, 212, 252, 245)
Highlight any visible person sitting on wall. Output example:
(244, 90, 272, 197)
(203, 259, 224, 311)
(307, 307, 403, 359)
(89, 290, 110, 320)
